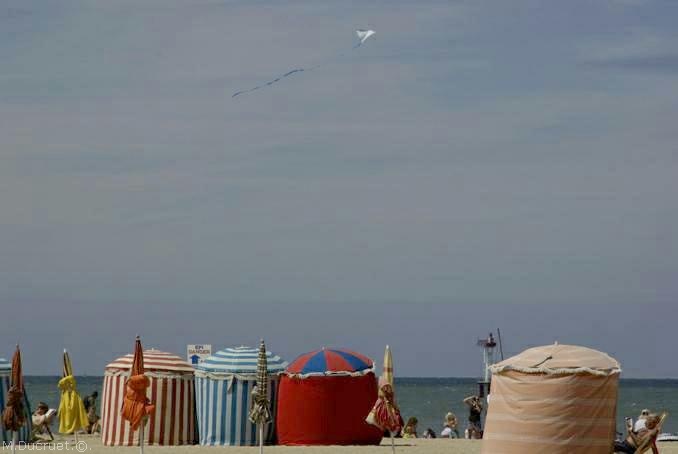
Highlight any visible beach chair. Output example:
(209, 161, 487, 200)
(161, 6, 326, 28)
(634, 412, 667, 454)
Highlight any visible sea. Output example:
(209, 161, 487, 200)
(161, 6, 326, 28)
(24, 377, 678, 435)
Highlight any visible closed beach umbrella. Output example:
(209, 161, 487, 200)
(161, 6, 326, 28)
(58, 350, 89, 435)
(366, 345, 401, 454)
(0, 356, 32, 445)
(2, 346, 26, 453)
(248, 340, 271, 454)
(383, 345, 394, 387)
(121, 336, 155, 454)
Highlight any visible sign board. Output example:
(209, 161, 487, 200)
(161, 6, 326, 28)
(187, 344, 212, 365)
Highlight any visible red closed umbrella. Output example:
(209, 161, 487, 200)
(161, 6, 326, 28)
(2, 346, 26, 454)
(120, 336, 155, 454)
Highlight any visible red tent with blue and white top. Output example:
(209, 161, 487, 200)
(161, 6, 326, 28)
(276, 348, 383, 446)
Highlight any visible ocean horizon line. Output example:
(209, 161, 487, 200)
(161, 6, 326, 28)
(22, 375, 678, 381)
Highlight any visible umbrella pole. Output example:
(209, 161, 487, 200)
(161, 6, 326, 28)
(390, 432, 395, 454)
(12, 431, 17, 454)
(139, 422, 145, 454)
(259, 424, 264, 454)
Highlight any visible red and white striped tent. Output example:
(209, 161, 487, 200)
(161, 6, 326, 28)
(101, 349, 196, 446)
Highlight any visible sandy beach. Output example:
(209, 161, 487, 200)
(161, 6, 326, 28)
(19, 435, 678, 454)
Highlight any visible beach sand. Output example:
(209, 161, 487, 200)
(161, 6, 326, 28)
(32, 434, 678, 454)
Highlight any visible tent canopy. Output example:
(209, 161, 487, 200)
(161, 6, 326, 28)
(277, 348, 381, 445)
(101, 349, 195, 446)
(105, 349, 194, 375)
(197, 346, 287, 375)
(286, 349, 373, 376)
(482, 344, 621, 454)
(490, 343, 621, 376)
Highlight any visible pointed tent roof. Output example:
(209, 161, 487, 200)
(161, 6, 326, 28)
(490, 343, 621, 377)
(197, 346, 287, 375)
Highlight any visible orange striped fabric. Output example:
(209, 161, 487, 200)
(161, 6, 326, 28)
(481, 345, 620, 454)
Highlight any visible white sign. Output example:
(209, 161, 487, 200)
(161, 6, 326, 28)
(187, 344, 212, 366)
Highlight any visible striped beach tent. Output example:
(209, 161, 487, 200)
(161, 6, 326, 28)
(100, 349, 196, 446)
(195, 346, 287, 446)
(277, 348, 383, 445)
(481, 344, 621, 454)
(0, 357, 32, 443)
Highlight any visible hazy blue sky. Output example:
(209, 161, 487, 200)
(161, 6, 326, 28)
(1, 0, 676, 376)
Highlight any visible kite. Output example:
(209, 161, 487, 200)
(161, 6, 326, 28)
(232, 29, 376, 98)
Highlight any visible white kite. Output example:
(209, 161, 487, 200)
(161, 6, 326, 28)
(232, 29, 376, 98)
(355, 29, 376, 46)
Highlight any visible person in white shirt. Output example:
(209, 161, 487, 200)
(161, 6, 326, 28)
(634, 409, 650, 432)
(441, 412, 460, 438)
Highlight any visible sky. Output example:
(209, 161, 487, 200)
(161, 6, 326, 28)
(0, 0, 677, 376)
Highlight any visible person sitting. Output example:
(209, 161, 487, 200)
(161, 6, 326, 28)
(422, 428, 437, 439)
(634, 409, 651, 433)
(614, 413, 663, 454)
(31, 402, 56, 442)
(441, 412, 460, 438)
(402, 417, 418, 438)
(84, 391, 100, 434)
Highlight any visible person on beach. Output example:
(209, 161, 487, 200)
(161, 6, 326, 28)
(31, 402, 56, 442)
(402, 416, 418, 438)
(441, 412, 459, 438)
(634, 408, 651, 432)
(463, 395, 483, 439)
(614, 413, 662, 454)
(83, 391, 100, 434)
(422, 428, 436, 438)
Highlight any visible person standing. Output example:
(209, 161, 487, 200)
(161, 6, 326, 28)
(463, 395, 483, 439)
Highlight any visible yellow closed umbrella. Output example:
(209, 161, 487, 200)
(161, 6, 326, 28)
(58, 350, 88, 435)
(366, 345, 401, 454)
(383, 345, 394, 387)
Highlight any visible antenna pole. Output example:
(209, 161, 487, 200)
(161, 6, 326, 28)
(497, 328, 504, 361)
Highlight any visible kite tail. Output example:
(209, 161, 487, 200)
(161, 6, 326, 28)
(232, 68, 307, 98)
(232, 41, 363, 98)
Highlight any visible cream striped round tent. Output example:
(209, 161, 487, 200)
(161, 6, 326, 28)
(101, 349, 196, 446)
(195, 346, 287, 446)
(0, 357, 32, 443)
(481, 344, 621, 454)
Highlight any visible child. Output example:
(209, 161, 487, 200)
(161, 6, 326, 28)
(402, 417, 418, 438)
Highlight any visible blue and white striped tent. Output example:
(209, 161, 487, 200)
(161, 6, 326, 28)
(0, 357, 32, 443)
(195, 346, 287, 446)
